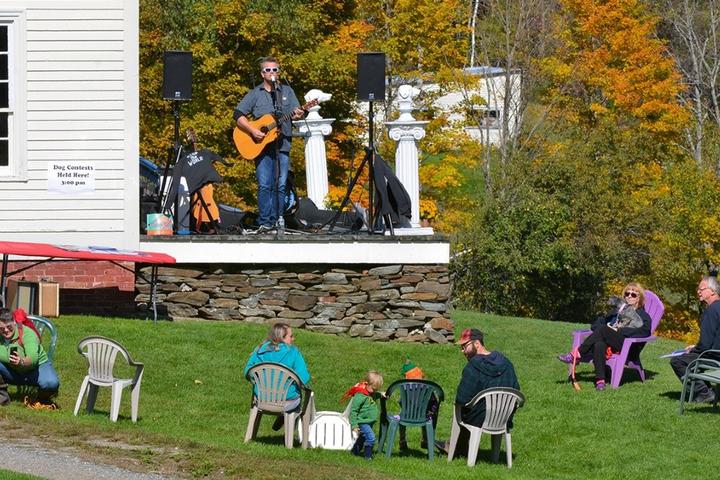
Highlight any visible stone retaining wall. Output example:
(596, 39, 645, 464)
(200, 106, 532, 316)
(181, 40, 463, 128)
(136, 264, 454, 343)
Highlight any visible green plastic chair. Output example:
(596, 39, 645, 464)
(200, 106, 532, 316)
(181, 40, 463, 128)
(679, 349, 720, 414)
(28, 315, 58, 362)
(378, 379, 444, 460)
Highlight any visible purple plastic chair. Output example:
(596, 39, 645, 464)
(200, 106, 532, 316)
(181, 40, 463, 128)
(568, 290, 665, 388)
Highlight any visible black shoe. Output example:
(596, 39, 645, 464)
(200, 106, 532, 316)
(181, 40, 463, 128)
(434, 439, 448, 454)
(693, 389, 716, 404)
(351, 437, 363, 456)
(255, 224, 276, 235)
(363, 445, 373, 459)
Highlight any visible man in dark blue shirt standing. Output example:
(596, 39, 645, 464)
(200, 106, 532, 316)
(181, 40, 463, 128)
(233, 57, 304, 232)
(670, 276, 720, 404)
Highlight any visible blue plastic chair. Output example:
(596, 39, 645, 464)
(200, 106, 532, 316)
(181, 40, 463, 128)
(378, 379, 444, 460)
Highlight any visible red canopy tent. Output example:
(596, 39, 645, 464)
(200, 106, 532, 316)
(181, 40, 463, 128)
(0, 241, 175, 322)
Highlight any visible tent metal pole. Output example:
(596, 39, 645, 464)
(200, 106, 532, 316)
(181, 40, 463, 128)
(0, 254, 8, 308)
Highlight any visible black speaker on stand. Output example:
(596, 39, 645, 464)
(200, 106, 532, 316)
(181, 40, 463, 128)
(328, 52, 390, 235)
(357, 52, 386, 102)
(162, 51, 192, 101)
(158, 51, 192, 220)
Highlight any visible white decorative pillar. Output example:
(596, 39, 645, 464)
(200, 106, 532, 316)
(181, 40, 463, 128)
(385, 85, 429, 228)
(294, 89, 334, 209)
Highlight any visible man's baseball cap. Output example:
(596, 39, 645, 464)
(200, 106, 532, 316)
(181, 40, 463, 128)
(456, 328, 484, 345)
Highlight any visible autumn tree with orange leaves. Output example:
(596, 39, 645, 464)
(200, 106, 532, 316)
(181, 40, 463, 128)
(453, 0, 716, 332)
(138, 0, 720, 337)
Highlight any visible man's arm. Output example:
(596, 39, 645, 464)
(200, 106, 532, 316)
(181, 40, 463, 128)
(695, 306, 720, 352)
(285, 86, 304, 120)
(455, 363, 479, 405)
(234, 90, 266, 142)
(236, 115, 265, 143)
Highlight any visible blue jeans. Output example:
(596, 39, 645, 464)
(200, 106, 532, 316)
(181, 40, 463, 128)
(0, 361, 60, 393)
(358, 423, 376, 447)
(255, 150, 289, 227)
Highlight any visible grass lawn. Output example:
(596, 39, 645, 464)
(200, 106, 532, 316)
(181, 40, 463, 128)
(0, 469, 43, 480)
(0, 311, 715, 479)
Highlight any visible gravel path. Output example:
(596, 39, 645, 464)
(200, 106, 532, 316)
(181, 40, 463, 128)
(1, 440, 168, 480)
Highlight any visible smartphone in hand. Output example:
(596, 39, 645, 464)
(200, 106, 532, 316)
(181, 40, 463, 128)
(8, 346, 18, 360)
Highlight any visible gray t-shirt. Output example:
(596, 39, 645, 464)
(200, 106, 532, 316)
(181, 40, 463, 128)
(233, 83, 300, 153)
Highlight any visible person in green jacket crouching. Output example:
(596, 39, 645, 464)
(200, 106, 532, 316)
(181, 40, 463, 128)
(0, 308, 60, 407)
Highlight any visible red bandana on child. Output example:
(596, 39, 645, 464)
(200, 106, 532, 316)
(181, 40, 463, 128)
(341, 381, 371, 401)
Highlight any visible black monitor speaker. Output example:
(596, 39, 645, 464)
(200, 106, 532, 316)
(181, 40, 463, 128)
(357, 52, 385, 102)
(162, 51, 192, 101)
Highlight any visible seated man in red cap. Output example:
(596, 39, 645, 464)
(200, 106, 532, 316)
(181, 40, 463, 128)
(436, 328, 520, 454)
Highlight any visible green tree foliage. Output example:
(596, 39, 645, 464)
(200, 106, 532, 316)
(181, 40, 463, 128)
(453, 125, 662, 320)
(138, 0, 720, 337)
(139, 0, 362, 208)
(139, 0, 472, 217)
(452, 0, 709, 332)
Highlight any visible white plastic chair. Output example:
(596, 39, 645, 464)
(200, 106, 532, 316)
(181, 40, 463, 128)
(73, 336, 145, 423)
(299, 394, 355, 450)
(447, 387, 525, 468)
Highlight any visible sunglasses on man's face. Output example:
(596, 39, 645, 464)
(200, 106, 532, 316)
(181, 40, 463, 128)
(624, 291, 639, 298)
(262, 67, 280, 73)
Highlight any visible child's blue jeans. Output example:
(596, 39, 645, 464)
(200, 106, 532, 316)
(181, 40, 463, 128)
(358, 423, 376, 447)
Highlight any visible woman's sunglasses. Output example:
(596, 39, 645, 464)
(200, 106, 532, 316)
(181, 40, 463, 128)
(624, 291, 639, 298)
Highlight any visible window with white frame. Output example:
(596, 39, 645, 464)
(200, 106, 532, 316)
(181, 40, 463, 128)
(467, 105, 500, 129)
(0, 24, 9, 171)
(0, 11, 25, 179)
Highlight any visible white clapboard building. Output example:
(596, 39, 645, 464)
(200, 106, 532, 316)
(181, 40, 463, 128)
(0, 0, 139, 249)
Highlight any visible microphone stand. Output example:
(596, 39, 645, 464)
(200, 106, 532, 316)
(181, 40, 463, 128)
(270, 79, 285, 236)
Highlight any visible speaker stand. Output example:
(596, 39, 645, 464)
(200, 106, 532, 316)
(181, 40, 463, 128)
(158, 100, 183, 217)
(325, 147, 373, 233)
(367, 100, 376, 233)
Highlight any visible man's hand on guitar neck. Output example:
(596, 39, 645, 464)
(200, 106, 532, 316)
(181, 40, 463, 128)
(291, 107, 305, 120)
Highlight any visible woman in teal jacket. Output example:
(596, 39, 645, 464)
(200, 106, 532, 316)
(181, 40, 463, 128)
(243, 323, 311, 406)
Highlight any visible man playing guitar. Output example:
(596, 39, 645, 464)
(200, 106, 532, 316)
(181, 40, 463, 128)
(233, 56, 305, 233)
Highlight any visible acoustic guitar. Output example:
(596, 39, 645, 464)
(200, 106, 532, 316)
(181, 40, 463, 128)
(233, 99, 319, 160)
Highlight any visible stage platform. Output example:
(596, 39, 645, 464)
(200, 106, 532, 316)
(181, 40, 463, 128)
(139, 232, 450, 265)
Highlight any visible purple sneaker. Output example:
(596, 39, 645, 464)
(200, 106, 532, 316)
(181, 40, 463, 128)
(595, 380, 606, 391)
(557, 353, 574, 364)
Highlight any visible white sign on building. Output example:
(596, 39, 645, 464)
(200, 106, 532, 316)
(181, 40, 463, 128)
(47, 161, 96, 194)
